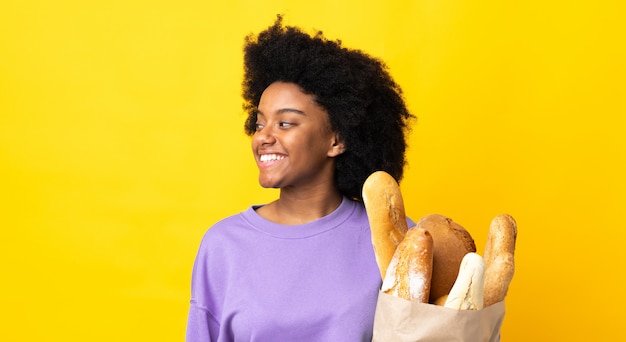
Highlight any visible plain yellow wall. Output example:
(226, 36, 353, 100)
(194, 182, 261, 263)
(1, 0, 624, 340)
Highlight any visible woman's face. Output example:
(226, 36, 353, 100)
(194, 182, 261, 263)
(252, 82, 344, 191)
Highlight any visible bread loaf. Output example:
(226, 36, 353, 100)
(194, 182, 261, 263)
(444, 252, 485, 310)
(381, 227, 433, 302)
(414, 214, 476, 303)
(362, 171, 409, 279)
(483, 214, 517, 307)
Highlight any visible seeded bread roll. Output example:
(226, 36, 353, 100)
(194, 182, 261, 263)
(381, 227, 434, 302)
(414, 214, 477, 304)
(363, 171, 409, 279)
(483, 214, 517, 307)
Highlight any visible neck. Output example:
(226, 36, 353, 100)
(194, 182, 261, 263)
(260, 186, 344, 225)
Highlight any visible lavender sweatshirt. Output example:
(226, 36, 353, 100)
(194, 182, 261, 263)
(186, 197, 383, 341)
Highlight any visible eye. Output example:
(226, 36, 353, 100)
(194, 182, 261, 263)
(279, 122, 293, 128)
(255, 123, 265, 131)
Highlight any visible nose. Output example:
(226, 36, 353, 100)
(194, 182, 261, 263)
(254, 125, 277, 146)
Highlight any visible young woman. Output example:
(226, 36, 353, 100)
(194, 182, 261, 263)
(187, 16, 414, 341)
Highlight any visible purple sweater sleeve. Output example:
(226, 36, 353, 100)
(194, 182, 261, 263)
(186, 232, 221, 341)
(186, 303, 218, 342)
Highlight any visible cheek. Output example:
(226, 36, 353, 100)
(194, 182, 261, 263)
(293, 131, 317, 146)
(250, 137, 257, 153)
(298, 133, 333, 157)
(250, 132, 263, 149)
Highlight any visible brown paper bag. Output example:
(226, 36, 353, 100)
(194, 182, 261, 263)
(372, 291, 505, 342)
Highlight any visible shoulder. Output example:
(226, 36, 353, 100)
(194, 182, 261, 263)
(335, 197, 368, 225)
(196, 208, 256, 250)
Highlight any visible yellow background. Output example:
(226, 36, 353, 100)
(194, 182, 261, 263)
(1, 0, 624, 340)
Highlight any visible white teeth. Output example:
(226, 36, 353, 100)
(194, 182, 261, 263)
(260, 154, 285, 162)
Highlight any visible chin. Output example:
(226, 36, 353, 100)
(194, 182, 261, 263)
(259, 184, 281, 189)
(258, 177, 282, 189)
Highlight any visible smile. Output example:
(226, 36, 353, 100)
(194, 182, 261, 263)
(259, 154, 286, 163)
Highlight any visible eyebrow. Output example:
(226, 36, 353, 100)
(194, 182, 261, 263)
(257, 108, 306, 116)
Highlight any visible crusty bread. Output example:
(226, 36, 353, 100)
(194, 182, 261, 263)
(381, 227, 433, 302)
(414, 214, 477, 303)
(483, 214, 517, 307)
(363, 171, 409, 279)
(444, 252, 485, 310)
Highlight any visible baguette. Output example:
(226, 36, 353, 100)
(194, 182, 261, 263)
(362, 171, 409, 279)
(381, 227, 433, 302)
(483, 213, 517, 307)
(444, 252, 485, 310)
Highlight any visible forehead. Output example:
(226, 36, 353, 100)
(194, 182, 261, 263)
(258, 82, 320, 112)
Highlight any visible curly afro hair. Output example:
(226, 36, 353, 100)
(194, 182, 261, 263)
(242, 15, 415, 201)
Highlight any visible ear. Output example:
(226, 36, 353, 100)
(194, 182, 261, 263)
(327, 134, 346, 157)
